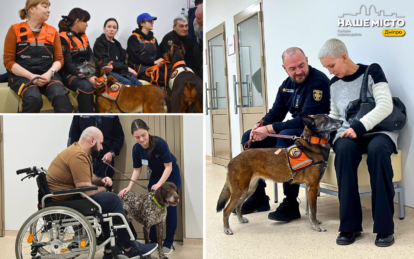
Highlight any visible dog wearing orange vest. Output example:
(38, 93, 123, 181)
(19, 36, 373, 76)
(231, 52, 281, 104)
(217, 114, 343, 234)
(80, 56, 170, 113)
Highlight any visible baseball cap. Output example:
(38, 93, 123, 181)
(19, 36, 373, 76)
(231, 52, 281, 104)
(137, 13, 157, 24)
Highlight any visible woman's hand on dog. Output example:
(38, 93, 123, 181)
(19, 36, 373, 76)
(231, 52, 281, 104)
(87, 76, 104, 88)
(101, 177, 113, 187)
(102, 61, 113, 74)
(151, 182, 162, 191)
(340, 128, 357, 139)
(119, 187, 131, 198)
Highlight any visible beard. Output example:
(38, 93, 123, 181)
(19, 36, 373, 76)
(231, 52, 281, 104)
(90, 142, 101, 159)
(290, 70, 309, 84)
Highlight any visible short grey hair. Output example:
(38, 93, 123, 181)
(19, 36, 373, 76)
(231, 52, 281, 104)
(281, 47, 306, 63)
(318, 38, 349, 59)
(174, 16, 188, 26)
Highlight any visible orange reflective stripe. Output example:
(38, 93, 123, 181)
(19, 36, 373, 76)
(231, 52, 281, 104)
(287, 146, 313, 171)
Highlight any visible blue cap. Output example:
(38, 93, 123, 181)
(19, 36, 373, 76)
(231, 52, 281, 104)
(137, 13, 157, 24)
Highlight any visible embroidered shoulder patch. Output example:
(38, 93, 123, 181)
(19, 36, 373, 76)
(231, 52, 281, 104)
(313, 90, 322, 101)
(288, 147, 302, 159)
(170, 70, 178, 79)
(168, 40, 173, 46)
(110, 82, 121, 92)
(61, 45, 66, 52)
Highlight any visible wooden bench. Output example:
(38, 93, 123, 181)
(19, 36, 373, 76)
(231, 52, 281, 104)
(273, 150, 405, 219)
(0, 82, 78, 113)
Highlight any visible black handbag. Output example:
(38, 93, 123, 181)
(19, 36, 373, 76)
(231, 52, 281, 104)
(345, 63, 407, 132)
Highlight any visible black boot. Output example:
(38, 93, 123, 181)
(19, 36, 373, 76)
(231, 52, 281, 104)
(268, 198, 300, 221)
(336, 231, 361, 245)
(233, 195, 270, 215)
(375, 234, 394, 247)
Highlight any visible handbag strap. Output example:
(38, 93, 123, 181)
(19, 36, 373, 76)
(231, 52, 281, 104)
(360, 63, 380, 102)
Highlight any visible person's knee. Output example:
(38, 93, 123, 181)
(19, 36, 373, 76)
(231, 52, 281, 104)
(334, 138, 359, 154)
(25, 92, 43, 111)
(367, 139, 393, 157)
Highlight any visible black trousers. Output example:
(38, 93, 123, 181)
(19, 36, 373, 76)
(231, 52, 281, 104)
(62, 74, 95, 113)
(241, 128, 303, 199)
(9, 73, 73, 113)
(333, 133, 395, 234)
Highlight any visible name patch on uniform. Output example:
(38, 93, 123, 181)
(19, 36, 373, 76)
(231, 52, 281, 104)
(282, 88, 294, 93)
(142, 159, 148, 165)
(313, 90, 322, 101)
(168, 40, 173, 46)
(21, 55, 31, 59)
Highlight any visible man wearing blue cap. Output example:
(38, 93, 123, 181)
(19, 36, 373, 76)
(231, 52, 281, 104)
(126, 13, 165, 82)
(160, 17, 195, 71)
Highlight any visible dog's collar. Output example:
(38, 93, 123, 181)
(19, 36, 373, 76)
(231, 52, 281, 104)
(172, 60, 186, 70)
(152, 194, 164, 209)
(302, 135, 328, 145)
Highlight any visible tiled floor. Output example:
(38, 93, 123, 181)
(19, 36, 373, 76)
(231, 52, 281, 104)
(206, 158, 414, 259)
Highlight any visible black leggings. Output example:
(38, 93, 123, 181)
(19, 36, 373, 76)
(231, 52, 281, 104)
(333, 133, 396, 234)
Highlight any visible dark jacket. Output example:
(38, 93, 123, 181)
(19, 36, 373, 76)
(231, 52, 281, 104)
(68, 115, 125, 178)
(126, 28, 161, 73)
(160, 30, 195, 70)
(60, 30, 93, 76)
(262, 66, 330, 133)
(188, 7, 198, 46)
(93, 33, 128, 76)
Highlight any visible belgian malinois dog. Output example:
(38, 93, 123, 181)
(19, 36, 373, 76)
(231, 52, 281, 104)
(217, 114, 343, 235)
(82, 57, 170, 113)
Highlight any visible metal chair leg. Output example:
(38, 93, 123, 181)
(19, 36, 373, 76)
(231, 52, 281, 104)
(274, 182, 278, 203)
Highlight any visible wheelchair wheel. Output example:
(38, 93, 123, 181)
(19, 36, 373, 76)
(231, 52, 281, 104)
(15, 206, 96, 259)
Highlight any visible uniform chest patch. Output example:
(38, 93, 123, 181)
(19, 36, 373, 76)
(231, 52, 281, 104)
(288, 147, 302, 159)
(168, 40, 173, 46)
(61, 45, 66, 52)
(313, 90, 322, 101)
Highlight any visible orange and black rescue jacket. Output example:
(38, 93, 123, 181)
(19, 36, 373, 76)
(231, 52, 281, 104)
(13, 22, 56, 74)
(59, 31, 90, 66)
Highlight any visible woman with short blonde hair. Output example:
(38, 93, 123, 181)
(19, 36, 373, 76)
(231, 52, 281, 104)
(319, 38, 397, 247)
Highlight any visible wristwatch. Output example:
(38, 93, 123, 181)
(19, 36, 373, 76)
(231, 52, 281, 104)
(49, 69, 56, 77)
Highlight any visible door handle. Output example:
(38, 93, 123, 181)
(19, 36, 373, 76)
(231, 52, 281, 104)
(233, 75, 241, 114)
(205, 83, 212, 115)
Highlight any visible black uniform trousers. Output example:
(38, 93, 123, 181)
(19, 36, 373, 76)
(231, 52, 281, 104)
(241, 128, 303, 200)
(62, 74, 95, 113)
(333, 133, 395, 234)
(9, 73, 73, 113)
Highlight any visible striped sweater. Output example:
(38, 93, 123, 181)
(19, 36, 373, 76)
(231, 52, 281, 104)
(329, 64, 398, 151)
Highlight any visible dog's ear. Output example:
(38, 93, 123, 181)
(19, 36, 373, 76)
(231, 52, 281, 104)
(96, 56, 105, 69)
(301, 114, 315, 127)
(88, 56, 95, 67)
(154, 185, 166, 207)
(179, 41, 185, 57)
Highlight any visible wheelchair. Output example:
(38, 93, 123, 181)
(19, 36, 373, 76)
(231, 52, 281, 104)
(15, 166, 150, 259)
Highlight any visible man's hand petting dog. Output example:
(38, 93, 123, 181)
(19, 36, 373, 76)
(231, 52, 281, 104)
(102, 61, 113, 74)
(340, 128, 357, 139)
(118, 187, 131, 198)
(101, 177, 113, 187)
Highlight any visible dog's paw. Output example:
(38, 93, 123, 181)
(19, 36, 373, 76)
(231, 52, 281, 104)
(224, 228, 234, 235)
(238, 217, 249, 224)
(316, 226, 326, 232)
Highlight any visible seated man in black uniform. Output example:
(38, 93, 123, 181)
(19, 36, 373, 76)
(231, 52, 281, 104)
(159, 17, 195, 71)
(240, 47, 330, 222)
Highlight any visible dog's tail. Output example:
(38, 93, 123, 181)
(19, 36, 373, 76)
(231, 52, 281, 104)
(216, 182, 231, 212)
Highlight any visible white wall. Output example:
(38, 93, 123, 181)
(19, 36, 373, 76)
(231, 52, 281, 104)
(0, 0, 191, 74)
(205, 0, 414, 206)
(183, 115, 203, 238)
(4, 115, 203, 238)
(4, 115, 73, 230)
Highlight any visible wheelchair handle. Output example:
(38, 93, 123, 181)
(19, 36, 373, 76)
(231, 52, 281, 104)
(16, 166, 37, 175)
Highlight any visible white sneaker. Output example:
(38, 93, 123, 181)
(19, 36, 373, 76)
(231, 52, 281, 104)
(162, 246, 175, 255)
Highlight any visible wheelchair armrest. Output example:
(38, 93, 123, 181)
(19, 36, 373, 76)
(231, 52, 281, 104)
(53, 186, 98, 195)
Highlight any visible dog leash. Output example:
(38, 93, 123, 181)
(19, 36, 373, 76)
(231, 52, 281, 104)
(103, 161, 149, 191)
(244, 120, 301, 150)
